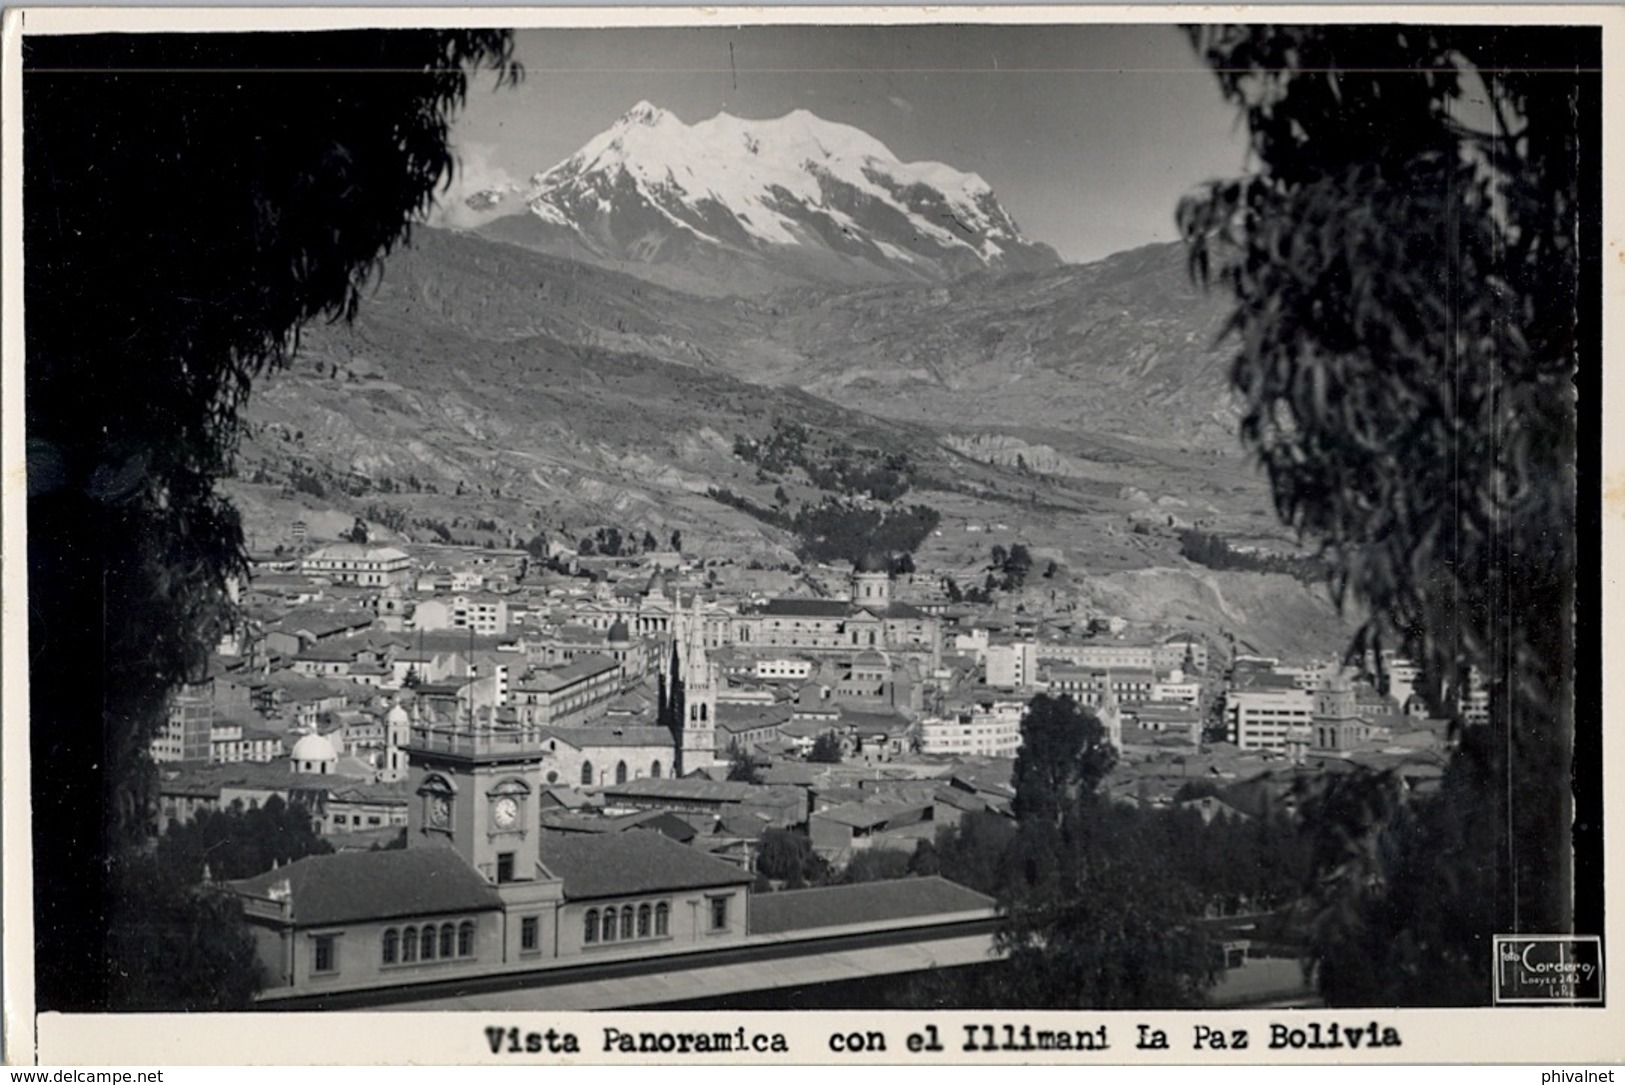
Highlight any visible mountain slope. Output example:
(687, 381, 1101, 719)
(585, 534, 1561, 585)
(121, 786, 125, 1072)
(474, 101, 1060, 293)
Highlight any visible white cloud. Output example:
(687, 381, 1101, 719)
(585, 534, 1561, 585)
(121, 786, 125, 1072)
(424, 141, 520, 228)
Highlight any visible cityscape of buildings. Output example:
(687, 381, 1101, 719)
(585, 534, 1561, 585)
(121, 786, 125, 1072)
(152, 534, 1475, 1007)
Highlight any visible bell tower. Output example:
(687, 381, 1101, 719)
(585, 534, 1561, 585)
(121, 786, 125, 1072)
(680, 600, 718, 775)
(850, 554, 892, 609)
(660, 599, 720, 777)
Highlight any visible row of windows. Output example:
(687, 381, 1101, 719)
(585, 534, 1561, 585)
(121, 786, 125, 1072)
(331, 813, 389, 827)
(380, 921, 476, 965)
(584, 902, 670, 944)
(575, 759, 661, 786)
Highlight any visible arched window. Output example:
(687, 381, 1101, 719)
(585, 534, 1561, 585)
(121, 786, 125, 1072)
(602, 908, 617, 942)
(458, 920, 475, 957)
(654, 902, 669, 937)
(584, 909, 599, 944)
(581, 761, 594, 786)
(637, 904, 651, 938)
(699, 703, 708, 722)
(420, 926, 436, 961)
(621, 909, 634, 940)
(382, 929, 398, 965)
(650, 761, 662, 779)
(401, 926, 418, 963)
(440, 923, 456, 959)
(615, 761, 628, 784)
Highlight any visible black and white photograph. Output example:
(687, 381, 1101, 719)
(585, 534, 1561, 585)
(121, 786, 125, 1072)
(3, 6, 1615, 1065)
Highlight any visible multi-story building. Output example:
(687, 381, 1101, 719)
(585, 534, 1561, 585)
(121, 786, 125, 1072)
(510, 655, 622, 729)
(754, 655, 815, 681)
(1225, 686, 1314, 751)
(1043, 666, 1156, 707)
(230, 713, 756, 996)
(917, 700, 1024, 757)
(985, 642, 1037, 689)
(413, 593, 510, 637)
(1035, 635, 1208, 675)
(301, 544, 413, 589)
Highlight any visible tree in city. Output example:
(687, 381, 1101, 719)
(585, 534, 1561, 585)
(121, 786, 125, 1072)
(105, 852, 266, 1012)
(807, 731, 844, 764)
(930, 813, 1018, 897)
(25, 28, 519, 1009)
(1178, 25, 1596, 996)
(725, 740, 762, 784)
(841, 848, 912, 885)
(1010, 694, 1117, 825)
(994, 795, 1217, 1009)
(343, 517, 370, 545)
(157, 796, 333, 884)
(756, 828, 826, 888)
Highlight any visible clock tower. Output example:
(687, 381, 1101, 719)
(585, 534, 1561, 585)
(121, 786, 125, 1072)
(403, 704, 564, 963)
(404, 703, 548, 888)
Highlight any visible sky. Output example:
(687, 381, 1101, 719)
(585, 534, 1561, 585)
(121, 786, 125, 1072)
(439, 24, 1252, 264)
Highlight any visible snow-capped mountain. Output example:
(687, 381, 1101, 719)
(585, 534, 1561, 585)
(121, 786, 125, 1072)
(474, 101, 1061, 293)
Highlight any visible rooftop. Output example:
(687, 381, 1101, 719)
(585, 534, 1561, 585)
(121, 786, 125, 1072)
(749, 876, 995, 935)
(538, 831, 752, 901)
(231, 847, 502, 926)
(813, 800, 932, 829)
(601, 777, 802, 806)
(540, 726, 674, 750)
(757, 598, 851, 619)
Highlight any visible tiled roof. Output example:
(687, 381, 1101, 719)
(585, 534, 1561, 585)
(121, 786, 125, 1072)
(540, 726, 673, 750)
(715, 702, 793, 732)
(749, 876, 995, 935)
(520, 655, 619, 690)
(838, 709, 911, 734)
(813, 800, 931, 829)
(230, 847, 502, 925)
(538, 831, 752, 900)
(277, 608, 376, 637)
(601, 777, 801, 806)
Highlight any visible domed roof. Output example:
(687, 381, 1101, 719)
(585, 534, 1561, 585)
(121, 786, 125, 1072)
(607, 618, 630, 642)
(853, 649, 888, 667)
(854, 552, 890, 574)
(290, 732, 339, 763)
(386, 704, 410, 725)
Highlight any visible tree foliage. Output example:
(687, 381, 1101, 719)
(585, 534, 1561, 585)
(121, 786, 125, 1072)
(807, 731, 844, 764)
(840, 848, 912, 885)
(725, 740, 762, 784)
(157, 796, 333, 884)
(756, 827, 826, 888)
(1178, 25, 1594, 943)
(25, 28, 518, 1010)
(1292, 729, 1499, 1005)
(105, 852, 265, 1012)
(1010, 694, 1117, 824)
(995, 799, 1218, 1009)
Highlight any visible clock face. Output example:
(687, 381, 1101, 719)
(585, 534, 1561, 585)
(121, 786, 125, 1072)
(428, 795, 451, 829)
(492, 796, 519, 830)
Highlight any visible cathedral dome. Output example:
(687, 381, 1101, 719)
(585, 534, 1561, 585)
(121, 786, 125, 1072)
(290, 732, 338, 765)
(607, 619, 631, 643)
